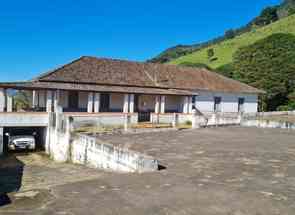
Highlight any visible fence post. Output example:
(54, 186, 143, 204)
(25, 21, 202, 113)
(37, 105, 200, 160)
(172, 113, 178, 128)
(124, 114, 131, 131)
(192, 109, 200, 129)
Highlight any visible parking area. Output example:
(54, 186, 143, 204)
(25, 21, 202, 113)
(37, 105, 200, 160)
(1, 127, 295, 215)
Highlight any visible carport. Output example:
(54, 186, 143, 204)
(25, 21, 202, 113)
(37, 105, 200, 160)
(2, 126, 47, 155)
(0, 112, 49, 156)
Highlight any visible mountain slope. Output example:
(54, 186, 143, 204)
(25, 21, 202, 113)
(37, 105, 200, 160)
(168, 14, 295, 69)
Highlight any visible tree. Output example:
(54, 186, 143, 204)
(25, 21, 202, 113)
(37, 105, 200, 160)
(233, 33, 295, 111)
(207, 48, 214, 60)
(253, 7, 279, 27)
(224, 29, 236, 39)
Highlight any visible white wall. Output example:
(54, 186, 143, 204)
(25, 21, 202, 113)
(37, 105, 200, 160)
(194, 91, 258, 113)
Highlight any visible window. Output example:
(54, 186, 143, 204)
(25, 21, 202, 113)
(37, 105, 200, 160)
(238, 98, 245, 112)
(214, 97, 222, 112)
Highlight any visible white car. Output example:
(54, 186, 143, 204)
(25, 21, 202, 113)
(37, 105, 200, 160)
(6, 133, 36, 151)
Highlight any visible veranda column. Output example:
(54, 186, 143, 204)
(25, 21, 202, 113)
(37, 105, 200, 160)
(183, 96, 189, 114)
(0, 127, 3, 155)
(129, 94, 135, 113)
(32, 90, 38, 109)
(0, 88, 5, 112)
(155, 96, 160, 114)
(87, 92, 94, 113)
(6, 91, 13, 112)
(94, 93, 100, 113)
(123, 94, 129, 113)
(46, 91, 53, 113)
(160, 96, 166, 114)
(54, 90, 61, 113)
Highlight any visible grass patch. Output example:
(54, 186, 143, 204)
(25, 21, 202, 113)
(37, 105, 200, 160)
(169, 14, 295, 69)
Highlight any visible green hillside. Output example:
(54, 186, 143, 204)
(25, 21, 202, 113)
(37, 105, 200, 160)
(169, 14, 295, 69)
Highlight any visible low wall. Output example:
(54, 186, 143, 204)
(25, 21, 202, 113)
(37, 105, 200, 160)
(71, 134, 159, 173)
(244, 111, 295, 118)
(68, 113, 138, 128)
(207, 113, 241, 126)
(241, 119, 295, 130)
(150, 113, 192, 124)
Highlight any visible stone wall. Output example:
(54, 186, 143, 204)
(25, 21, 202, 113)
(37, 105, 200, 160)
(71, 134, 159, 173)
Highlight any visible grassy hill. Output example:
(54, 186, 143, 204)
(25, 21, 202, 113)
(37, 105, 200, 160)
(169, 14, 295, 69)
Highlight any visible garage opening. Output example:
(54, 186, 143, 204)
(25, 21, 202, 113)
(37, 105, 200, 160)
(3, 127, 47, 155)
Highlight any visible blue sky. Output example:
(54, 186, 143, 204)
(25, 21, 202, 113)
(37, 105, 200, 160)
(0, 0, 281, 82)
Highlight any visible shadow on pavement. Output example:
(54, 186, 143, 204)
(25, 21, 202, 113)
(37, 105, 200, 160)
(0, 154, 25, 207)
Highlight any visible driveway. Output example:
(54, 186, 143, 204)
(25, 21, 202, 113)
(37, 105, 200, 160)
(1, 127, 295, 215)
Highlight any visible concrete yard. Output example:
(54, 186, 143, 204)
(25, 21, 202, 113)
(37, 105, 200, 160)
(1, 127, 295, 215)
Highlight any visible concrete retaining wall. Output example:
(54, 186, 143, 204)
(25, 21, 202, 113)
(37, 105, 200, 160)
(71, 134, 159, 173)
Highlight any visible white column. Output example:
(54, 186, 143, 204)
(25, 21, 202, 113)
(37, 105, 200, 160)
(188, 96, 193, 113)
(7, 93, 13, 112)
(54, 90, 61, 113)
(123, 94, 129, 113)
(183, 96, 189, 114)
(94, 93, 100, 113)
(32, 90, 38, 109)
(160, 96, 166, 114)
(155, 96, 160, 114)
(87, 92, 94, 113)
(0, 88, 5, 112)
(46, 91, 53, 113)
(129, 94, 135, 113)
(0, 127, 3, 155)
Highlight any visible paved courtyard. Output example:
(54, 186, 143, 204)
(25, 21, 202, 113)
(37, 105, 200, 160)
(1, 127, 295, 215)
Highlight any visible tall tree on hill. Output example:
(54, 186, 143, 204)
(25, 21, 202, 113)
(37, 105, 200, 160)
(253, 6, 279, 27)
(233, 33, 295, 111)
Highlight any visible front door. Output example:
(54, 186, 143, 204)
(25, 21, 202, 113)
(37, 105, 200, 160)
(136, 95, 151, 122)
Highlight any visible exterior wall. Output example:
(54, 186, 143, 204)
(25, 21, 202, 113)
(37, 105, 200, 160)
(38, 90, 47, 108)
(195, 91, 258, 114)
(165, 96, 182, 113)
(78, 92, 88, 109)
(59, 90, 69, 108)
(109, 93, 124, 112)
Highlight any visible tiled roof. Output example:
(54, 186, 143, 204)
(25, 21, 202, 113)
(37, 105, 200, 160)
(0, 81, 194, 96)
(1, 56, 264, 95)
(35, 56, 263, 94)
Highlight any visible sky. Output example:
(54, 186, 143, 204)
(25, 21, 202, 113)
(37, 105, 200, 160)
(0, 0, 281, 82)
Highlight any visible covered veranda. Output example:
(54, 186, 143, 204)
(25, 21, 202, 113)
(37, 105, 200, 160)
(0, 81, 196, 124)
